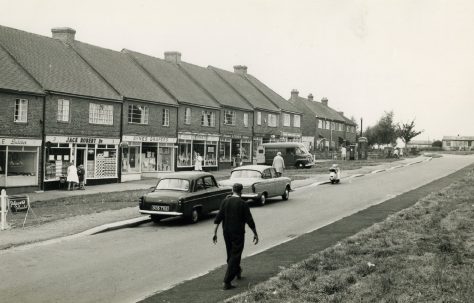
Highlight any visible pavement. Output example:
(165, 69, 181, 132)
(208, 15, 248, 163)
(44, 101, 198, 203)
(0, 156, 430, 251)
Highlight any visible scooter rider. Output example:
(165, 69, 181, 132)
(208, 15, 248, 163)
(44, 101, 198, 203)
(329, 164, 341, 183)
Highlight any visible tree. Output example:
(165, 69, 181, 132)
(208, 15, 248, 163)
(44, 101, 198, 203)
(432, 140, 442, 148)
(363, 111, 397, 145)
(396, 120, 423, 145)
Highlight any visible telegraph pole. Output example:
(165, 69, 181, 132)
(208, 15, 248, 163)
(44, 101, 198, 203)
(360, 117, 363, 138)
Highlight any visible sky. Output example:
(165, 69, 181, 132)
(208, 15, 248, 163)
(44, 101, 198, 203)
(1, 0, 473, 141)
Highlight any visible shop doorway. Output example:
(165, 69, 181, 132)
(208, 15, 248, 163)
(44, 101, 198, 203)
(76, 147, 87, 185)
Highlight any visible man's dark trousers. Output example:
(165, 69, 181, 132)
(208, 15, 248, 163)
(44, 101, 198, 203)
(223, 231, 245, 284)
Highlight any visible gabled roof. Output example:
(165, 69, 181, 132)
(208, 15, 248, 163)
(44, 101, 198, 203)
(210, 66, 280, 112)
(72, 41, 177, 106)
(442, 136, 474, 141)
(293, 96, 345, 122)
(124, 50, 220, 109)
(338, 113, 357, 126)
(244, 74, 302, 114)
(0, 44, 43, 94)
(0, 25, 121, 100)
(179, 62, 252, 111)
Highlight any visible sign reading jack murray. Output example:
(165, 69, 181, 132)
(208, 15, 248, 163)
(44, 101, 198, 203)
(8, 195, 30, 212)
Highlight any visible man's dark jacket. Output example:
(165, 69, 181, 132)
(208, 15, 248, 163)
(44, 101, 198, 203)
(214, 196, 255, 235)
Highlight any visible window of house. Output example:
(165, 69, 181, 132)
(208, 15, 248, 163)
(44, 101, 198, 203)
(128, 104, 149, 124)
(224, 110, 236, 125)
(201, 111, 215, 127)
(283, 113, 290, 126)
(318, 120, 323, 129)
(162, 108, 170, 126)
(57, 99, 70, 122)
(14, 99, 28, 123)
(184, 107, 191, 125)
(89, 103, 113, 125)
(339, 123, 343, 131)
(257, 111, 262, 125)
(325, 121, 330, 130)
(268, 114, 278, 127)
(243, 113, 249, 127)
(294, 115, 301, 128)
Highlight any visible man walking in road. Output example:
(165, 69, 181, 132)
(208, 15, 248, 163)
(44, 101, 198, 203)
(272, 151, 285, 177)
(213, 183, 259, 290)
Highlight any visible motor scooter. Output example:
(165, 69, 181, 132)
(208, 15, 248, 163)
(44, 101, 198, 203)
(329, 165, 341, 184)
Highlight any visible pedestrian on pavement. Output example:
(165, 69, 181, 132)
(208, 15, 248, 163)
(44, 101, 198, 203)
(194, 152, 203, 171)
(235, 153, 242, 167)
(66, 161, 79, 190)
(272, 151, 285, 176)
(77, 164, 85, 190)
(213, 183, 259, 290)
(341, 145, 347, 160)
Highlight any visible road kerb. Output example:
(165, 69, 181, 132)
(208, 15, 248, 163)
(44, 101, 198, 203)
(85, 216, 151, 235)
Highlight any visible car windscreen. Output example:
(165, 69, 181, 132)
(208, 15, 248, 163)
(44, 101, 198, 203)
(230, 170, 262, 179)
(297, 145, 309, 155)
(156, 179, 190, 191)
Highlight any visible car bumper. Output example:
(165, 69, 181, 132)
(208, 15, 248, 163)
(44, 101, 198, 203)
(139, 210, 183, 216)
(241, 193, 260, 199)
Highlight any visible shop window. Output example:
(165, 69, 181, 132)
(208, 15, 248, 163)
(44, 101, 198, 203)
(143, 143, 173, 172)
(283, 113, 290, 126)
(243, 113, 249, 127)
(205, 141, 217, 166)
(158, 145, 173, 171)
(224, 110, 236, 125)
(14, 99, 28, 123)
(294, 115, 301, 128)
(257, 112, 262, 125)
(141, 143, 157, 172)
(5, 146, 38, 186)
(128, 104, 149, 124)
(178, 140, 192, 167)
(201, 111, 215, 127)
(184, 107, 191, 124)
(45, 144, 70, 180)
(89, 103, 113, 125)
(162, 109, 170, 126)
(219, 141, 231, 161)
(57, 99, 70, 122)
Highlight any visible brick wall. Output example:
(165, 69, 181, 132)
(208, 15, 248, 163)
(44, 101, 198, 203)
(220, 108, 253, 137)
(177, 104, 220, 134)
(44, 94, 121, 138)
(280, 112, 303, 136)
(0, 92, 43, 138)
(122, 100, 177, 138)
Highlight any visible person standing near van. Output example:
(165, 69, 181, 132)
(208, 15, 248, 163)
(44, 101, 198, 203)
(340, 145, 347, 160)
(272, 152, 285, 177)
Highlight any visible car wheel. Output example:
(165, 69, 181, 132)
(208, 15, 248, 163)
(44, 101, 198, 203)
(297, 162, 304, 169)
(187, 208, 200, 224)
(282, 187, 290, 201)
(150, 215, 162, 223)
(259, 193, 267, 206)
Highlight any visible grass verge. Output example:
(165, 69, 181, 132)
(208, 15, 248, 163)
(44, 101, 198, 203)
(226, 167, 474, 303)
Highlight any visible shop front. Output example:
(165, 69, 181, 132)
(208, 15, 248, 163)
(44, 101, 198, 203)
(0, 137, 41, 190)
(281, 132, 302, 142)
(177, 133, 219, 170)
(219, 135, 252, 169)
(44, 135, 120, 190)
(121, 135, 177, 182)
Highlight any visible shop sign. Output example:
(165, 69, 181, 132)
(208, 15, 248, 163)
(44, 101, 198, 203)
(281, 132, 302, 138)
(122, 135, 177, 143)
(0, 138, 42, 146)
(8, 195, 29, 212)
(178, 133, 220, 141)
(46, 136, 120, 145)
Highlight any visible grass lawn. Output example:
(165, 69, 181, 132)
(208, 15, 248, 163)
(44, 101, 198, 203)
(6, 189, 148, 229)
(226, 167, 474, 303)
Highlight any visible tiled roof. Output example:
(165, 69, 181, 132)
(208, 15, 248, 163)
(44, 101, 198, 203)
(179, 62, 252, 111)
(244, 74, 302, 114)
(124, 50, 220, 108)
(338, 112, 357, 126)
(0, 25, 121, 100)
(0, 44, 43, 94)
(293, 96, 345, 122)
(210, 66, 280, 112)
(72, 41, 177, 106)
(443, 136, 474, 141)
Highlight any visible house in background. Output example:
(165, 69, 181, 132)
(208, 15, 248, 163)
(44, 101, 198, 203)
(442, 136, 474, 150)
(406, 140, 433, 149)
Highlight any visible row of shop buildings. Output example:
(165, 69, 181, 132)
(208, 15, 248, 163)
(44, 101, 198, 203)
(0, 25, 356, 193)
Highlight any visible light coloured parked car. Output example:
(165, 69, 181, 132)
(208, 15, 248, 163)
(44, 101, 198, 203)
(219, 165, 292, 206)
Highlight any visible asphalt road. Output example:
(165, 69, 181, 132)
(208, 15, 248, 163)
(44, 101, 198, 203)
(1, 154, 473, 303)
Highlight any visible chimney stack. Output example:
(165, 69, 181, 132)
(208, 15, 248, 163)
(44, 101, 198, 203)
(233, 65, 247, 75)
(307, 93, 314, 101)
(51, 27, 76, 44)
(290, 89, 299, 102)
(321, 97, 328, 106)
(164, 51, 182, 64)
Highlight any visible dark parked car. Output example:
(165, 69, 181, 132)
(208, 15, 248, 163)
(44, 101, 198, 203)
(139, 171, 232, 223)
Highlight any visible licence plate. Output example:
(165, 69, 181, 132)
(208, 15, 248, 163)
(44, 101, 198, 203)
(151, 205, 169, 211)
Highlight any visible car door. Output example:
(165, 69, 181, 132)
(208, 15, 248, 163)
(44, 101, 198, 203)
(203, 176, 223, 212)
(270, 167, 286, 195)
(191, 177, 208, 213)
(259, 168, 275, 197)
